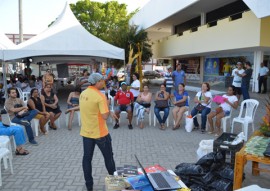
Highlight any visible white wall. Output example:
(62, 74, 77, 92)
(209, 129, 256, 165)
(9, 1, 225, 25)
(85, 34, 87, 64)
(129, 0, 198, 29)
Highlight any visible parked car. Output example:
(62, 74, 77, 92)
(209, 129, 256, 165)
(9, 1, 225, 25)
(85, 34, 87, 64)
(155, 69, 166, 77)
(142, 70, 161, 79)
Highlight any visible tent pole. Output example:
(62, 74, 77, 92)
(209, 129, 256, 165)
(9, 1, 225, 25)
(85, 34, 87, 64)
(2, 61, 8, 99)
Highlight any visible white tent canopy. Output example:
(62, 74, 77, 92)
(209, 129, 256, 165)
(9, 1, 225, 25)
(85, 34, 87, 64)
(3, 2, 125, 62)
(0, 32, 15, 50)
(0, 31, 16, 61)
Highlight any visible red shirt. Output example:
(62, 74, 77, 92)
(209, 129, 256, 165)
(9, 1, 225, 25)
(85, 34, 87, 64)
(114, 90, 134, 105)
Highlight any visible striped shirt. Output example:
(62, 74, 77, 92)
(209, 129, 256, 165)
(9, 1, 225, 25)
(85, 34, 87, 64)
(78, 76, 91, 91)
(164, 72, 173, 88)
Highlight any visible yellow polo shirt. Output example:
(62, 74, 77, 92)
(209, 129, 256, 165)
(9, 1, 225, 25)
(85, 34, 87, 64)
(80, 86, 109, 139)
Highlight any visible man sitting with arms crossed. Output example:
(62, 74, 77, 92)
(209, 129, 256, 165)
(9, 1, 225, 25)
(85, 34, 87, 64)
(4, 87, 38, 145)
(113, 82, 134, 129)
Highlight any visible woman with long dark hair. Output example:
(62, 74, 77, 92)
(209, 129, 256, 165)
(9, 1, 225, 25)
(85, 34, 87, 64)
(27, 88, 50, 134)
(40, 84, 62, 130)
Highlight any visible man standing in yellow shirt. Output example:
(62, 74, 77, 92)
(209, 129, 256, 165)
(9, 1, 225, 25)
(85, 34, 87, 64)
(80, 73, 117, 191)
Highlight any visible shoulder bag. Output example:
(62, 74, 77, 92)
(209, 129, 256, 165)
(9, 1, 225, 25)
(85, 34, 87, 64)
(155, 100, 168, 108)
(195, 93, 210, 112)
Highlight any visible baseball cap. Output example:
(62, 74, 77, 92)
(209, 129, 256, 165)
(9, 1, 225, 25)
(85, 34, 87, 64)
(121, 82, 127, 86)
(88, 73, 104, 84)
(166, 65, 172, 69)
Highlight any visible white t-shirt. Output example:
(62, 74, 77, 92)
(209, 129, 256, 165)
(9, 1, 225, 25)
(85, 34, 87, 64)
(232, 68, 245, 87)
(220, 94, 238, 112)
(259, 66, 269, 76)
(196, 91, 212, 108)
(130, 79, 140, 97)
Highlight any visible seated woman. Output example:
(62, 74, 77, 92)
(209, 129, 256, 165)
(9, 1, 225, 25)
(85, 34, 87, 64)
(191, 82, 212, 134)
(27, 88, 50, 134)
(40, 84, 62, 130)
(0, 119, 29, 155)
(134, 85, 152, 129)
(154, 84, 170, 130)
(109, 76, 119, 97)
(65, 86, 81, 130)
(172, 83, 189, 130)
(207, 86, 238, 136)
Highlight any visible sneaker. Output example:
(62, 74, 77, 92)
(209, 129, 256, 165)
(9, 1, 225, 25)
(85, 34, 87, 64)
(113, 123, 119, 129)
(29, 140, 39, 146)
(20, 120, 30, 126)
(201, 129, 206, 134)
(128, 124, 133, 129)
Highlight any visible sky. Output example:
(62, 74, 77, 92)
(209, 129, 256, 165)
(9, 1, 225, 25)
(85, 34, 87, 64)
(0, 0, 150, 34)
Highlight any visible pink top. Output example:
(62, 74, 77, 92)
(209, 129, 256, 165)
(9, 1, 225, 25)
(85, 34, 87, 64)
(140, 92, 151, 102)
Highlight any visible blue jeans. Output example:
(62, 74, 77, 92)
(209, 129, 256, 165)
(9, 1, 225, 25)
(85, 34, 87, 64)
(165, 87, 172, 94)
(0, 122, 26, 146)
(11, 110, 38, 142)
(191, 107, 211, 130)
(82, 134, 116, 189)
(154, 107, 170, 124)
(241, 84, 250, 100)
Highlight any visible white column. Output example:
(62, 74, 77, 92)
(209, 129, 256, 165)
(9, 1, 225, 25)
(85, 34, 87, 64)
(201, 12, 206, 25)
(252, 50, 263, 92)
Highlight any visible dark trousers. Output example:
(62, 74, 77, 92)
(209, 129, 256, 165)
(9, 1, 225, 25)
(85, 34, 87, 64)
(241, 84, 250, 100)
(82, 134, 116, 189)
(258, 76, 268, 93)
(191, 107, 211, 130)
(11, 109, 38, 142)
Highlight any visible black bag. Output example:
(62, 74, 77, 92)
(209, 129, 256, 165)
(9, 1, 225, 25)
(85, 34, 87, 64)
(155, 100, 168, 108)
(195, 93, 210, 111)
(174, 163, 205, 176)
(14, 104, 30, 118)
(110, 89, 116, 97)
(138, 101, 151, 108)
(195, 103, 206, 111)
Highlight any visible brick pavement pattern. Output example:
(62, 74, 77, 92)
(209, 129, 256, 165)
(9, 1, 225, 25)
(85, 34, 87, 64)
(1, 83, 269, 190)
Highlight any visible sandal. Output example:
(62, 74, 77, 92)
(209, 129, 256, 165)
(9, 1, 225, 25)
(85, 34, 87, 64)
(173, 125, 180, 130)
(15, 148, 29, 156)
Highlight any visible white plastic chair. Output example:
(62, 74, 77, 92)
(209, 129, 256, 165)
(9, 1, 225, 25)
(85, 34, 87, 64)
(221, 110, 233, 133)
(16, 88, 30, 101)
(0, 148, 13, 186)
(231, 99, 259, 141)
(65, 111, 81, 127)
(119, 111, 128, 123)
(31, 119, 49, 137)
(0, 136, 13, 169)
(153, 111, 169, 127)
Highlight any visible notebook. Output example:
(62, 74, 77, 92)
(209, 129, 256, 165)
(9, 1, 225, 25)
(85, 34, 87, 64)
(134, 155, 181, 191)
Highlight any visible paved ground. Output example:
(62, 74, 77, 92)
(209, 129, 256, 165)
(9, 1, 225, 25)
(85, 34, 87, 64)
(1, 80, 270, 191)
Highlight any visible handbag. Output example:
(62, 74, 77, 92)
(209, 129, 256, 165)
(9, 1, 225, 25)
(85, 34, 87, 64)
(195, 103, 206, 111)
(155, 100, 168, 108)
(175, 101, 186, 107)
(195, 93, 210, 111)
